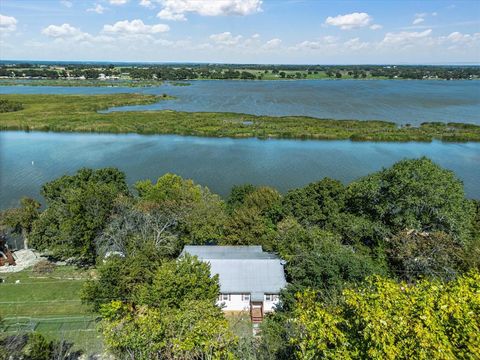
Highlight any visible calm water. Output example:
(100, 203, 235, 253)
(1, 131, 479, 209)
(1, 80, 479, 125)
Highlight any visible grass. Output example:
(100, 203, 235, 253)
(0, 265, 91, 317)
(0, 265, 103, 355)
(0, 93, 479, 142)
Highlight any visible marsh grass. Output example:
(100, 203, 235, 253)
(1, 94, 479, 142)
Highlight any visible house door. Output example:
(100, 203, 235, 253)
(250, 301, 263, 323)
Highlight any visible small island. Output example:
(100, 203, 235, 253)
(0, 93, 479, 142)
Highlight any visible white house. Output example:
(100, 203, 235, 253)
(180, 245, 287, 322)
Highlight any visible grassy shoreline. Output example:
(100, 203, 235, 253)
(0, 78, 478, 88)
(0, 93, 479, 142)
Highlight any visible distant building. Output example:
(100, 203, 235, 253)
(180, 245, 287, 322)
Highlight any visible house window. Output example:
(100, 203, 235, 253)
(221, 294, 231, 301)
(265, 294, 279, 302)
(242, 294, 250, 301)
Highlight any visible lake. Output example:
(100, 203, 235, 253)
(1, 131, 479, 209)
(1, 80, 479, 125)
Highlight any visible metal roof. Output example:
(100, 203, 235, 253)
(181, 245, 279, 259)
(181, 246, 287, 295)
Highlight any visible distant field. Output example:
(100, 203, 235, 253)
(0, 266, 103, 355)
(1, 93, 479, 142)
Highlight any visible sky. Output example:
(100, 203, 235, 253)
(0, 0, 479, 64)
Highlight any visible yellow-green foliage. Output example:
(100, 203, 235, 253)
(290, 271, 480, 359)
(0, 94, 479, 142)
(100, 300, 237, 360)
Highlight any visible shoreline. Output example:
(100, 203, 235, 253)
(0, 78, 478, 88)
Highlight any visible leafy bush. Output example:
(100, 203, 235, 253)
(0, 98, 23, 113)
(289, 271, 480, 359)
(32, 260, 56, 275)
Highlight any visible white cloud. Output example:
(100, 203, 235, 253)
(41, 23, 100, 43)
(292, 36, 339, 51)
(263, 38, 281, 49)
(42, 23, 82, 38)
(444, 31, 480, 45)
(325, 12, 373, 30)
(323, 35, 338, 44)
(296, 40, 322, 50)
(344, 37, 369, 51)
(0, 14, 18, 33)
(413, 18, 424, 25)
(370, 24, 382, 30)
(60, 1, 73, 8)
(157, 0, 262, 21)
(103, 19, 169, 35)
(382, 29, 432, 45)
(109, 0, 128, 5)
(87, 4, 106, 14)
(209, 31, 242, 45)
(139, 0, 154, 8)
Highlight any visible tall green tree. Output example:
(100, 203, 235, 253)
(279, 225, 385, 308)
(224, 186, 282, 250)
(283, 178, 345, 228)
(0, 197, 40, 249)
(97, 255, 236, 359)
(29, 168, 129, 260)
(134, 255, 220, 308)
(135, 173, 227, 245)
(346, 158, 475, 244)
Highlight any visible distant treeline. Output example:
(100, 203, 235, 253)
(1, 63, 479, 80)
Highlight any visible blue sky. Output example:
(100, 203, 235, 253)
(0, 0, 479, 64)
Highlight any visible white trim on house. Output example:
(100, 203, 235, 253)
(217, 292, 280, 312)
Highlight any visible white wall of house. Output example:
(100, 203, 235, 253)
(217, 294, 250, 311)
(263, 294, 280, 312)
(217, 293, 280, 312)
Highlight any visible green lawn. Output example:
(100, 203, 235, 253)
(1, 93, 479, 142)
(0, 266, 91, 317)
(0, 266, 103, 355)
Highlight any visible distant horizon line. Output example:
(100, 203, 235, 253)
(1, 59, 479, 67)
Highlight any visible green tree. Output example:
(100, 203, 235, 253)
(226, 184, 256, 212)
(29, 168, 129, 260)
(100, 300, 236, 360)
(280, 226, 385, 308)
(81, 249, 163, 311)
(0, 197, 40, 249)
(136, 173, 227, 245)
(224, 186, 282, 250)
(346, 158, 475, 244)
(289, 271, 480, 359)
(387, 229, 464, 281)
(98, 255, 236, 359)
(134, 255, 220, 309)
(283, 178, 345, 228)
(224, 206, 277, 250)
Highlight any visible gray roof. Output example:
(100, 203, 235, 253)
(181, 246, 287, 295)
